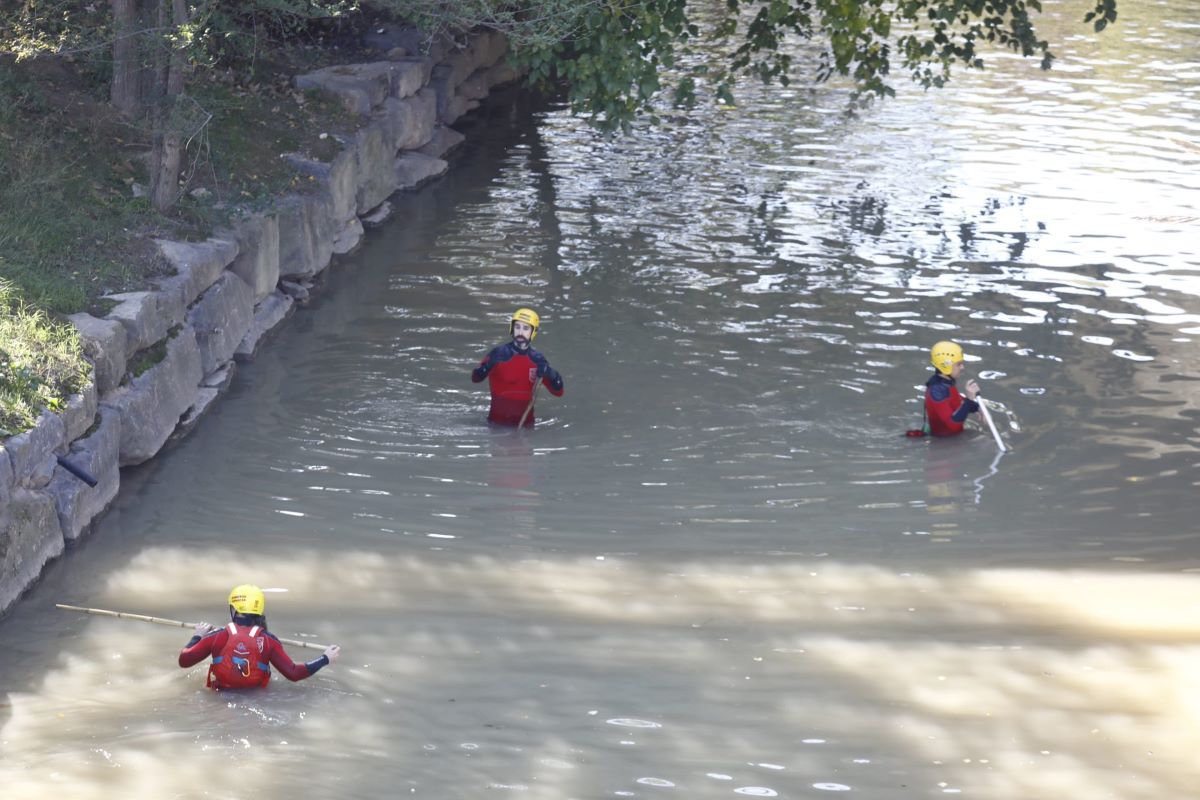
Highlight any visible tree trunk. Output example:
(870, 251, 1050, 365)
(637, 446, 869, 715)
(149, 130, 182, 211)
(148, 0, 190, 212)
(166, 0, 188, 98)
(110, 0, 143, 116)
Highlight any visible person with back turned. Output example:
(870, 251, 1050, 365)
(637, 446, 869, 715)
(471, 307, 564, 427)
(924, 340, 981, 436)
(178, 584, 340, 690)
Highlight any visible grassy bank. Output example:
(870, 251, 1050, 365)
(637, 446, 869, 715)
(0, 25, 378, 438)
(0, 50, 354, 316)
(0, 64, 160, 316)
(0, 280, 91, 438)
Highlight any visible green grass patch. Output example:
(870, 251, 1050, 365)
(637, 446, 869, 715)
(126, 340, 169, 380)
(172, 80, 354, 228)
(0, 63, 170, 315)
(125, 325, 182, 379)
(0, 47, 361, 316)
(0, 21, 394, 440)
(0, 279, 91, 438)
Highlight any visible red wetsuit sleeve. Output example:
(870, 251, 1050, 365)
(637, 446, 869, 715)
(265, 634, 329, 681)
(265, 635, 309, 681)
(179, 629, 225, 668)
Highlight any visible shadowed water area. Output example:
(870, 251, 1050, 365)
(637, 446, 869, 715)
(2, 2, 1199, 798)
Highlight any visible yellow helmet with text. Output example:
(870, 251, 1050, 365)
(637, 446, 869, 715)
(510, 307, 540, 340)
(930, 340, 964, 375)
(228, 584, 266, 616)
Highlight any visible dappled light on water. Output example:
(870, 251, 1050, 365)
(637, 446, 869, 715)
(3, 1, 1200, 797)
(4, 547, 1199, 798)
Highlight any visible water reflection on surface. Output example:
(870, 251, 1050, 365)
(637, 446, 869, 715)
(3, 549, 1200, 798)
(3, 0, 1200, 797)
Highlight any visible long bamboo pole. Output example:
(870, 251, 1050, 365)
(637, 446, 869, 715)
(55, 604, 330, 651)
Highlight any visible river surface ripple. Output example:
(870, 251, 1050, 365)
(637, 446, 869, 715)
(2, 2, 1199, 798)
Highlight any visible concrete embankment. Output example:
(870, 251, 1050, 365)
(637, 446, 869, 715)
(0, 30, 516, 615)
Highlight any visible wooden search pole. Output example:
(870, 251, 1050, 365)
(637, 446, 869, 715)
(55, 604, 331, 651)
(518, 381, 540, 428)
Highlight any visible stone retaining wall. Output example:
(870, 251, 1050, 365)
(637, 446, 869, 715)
(0, 30, 517, 616)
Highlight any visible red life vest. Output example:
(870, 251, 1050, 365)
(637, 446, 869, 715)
(486, 351, 539, 426)
(925, 381, 967, 436)
(207, 623, 271, 689)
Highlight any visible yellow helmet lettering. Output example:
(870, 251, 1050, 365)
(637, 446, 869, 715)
(930, 340, 964, 375)
(510, 307, 540, 340)
(228, 584, 266, 616)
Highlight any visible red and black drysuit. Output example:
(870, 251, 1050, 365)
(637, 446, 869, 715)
(179, 618, 330, 690)
(924, 372, 980, 437)
(471, 341, 564, 427)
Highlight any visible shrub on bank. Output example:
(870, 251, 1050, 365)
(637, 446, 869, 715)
(0, 280, 90, 438)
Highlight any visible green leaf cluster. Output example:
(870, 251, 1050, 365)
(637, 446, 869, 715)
(2, 1, 1119, 133)
(479, 0, 1118, 130)
(516, 0, 696, 131)
(1084, 0, 1118, 32)
(0, 279, 90, 439)
(184, 1, 358, 70)
(0, 0, 109, 62)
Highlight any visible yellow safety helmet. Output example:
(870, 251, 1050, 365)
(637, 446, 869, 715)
(228, 584, 266, 616)
(510, 307, 540, 340)
(930, 340, 964, 375)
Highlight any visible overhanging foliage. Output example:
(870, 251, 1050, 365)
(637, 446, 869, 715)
(1, 1, 1119, 135)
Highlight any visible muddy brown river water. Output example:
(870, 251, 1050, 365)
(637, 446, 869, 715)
(2, 2, 1199, 798)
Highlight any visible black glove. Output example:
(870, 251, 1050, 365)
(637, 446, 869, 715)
(530, 351, 552, 378)
(530, 352, 562, 389)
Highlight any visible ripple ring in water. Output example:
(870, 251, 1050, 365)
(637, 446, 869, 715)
(606, 718, 663, 728)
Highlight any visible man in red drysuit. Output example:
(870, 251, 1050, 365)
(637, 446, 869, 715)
(471, 307, 564, 427)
